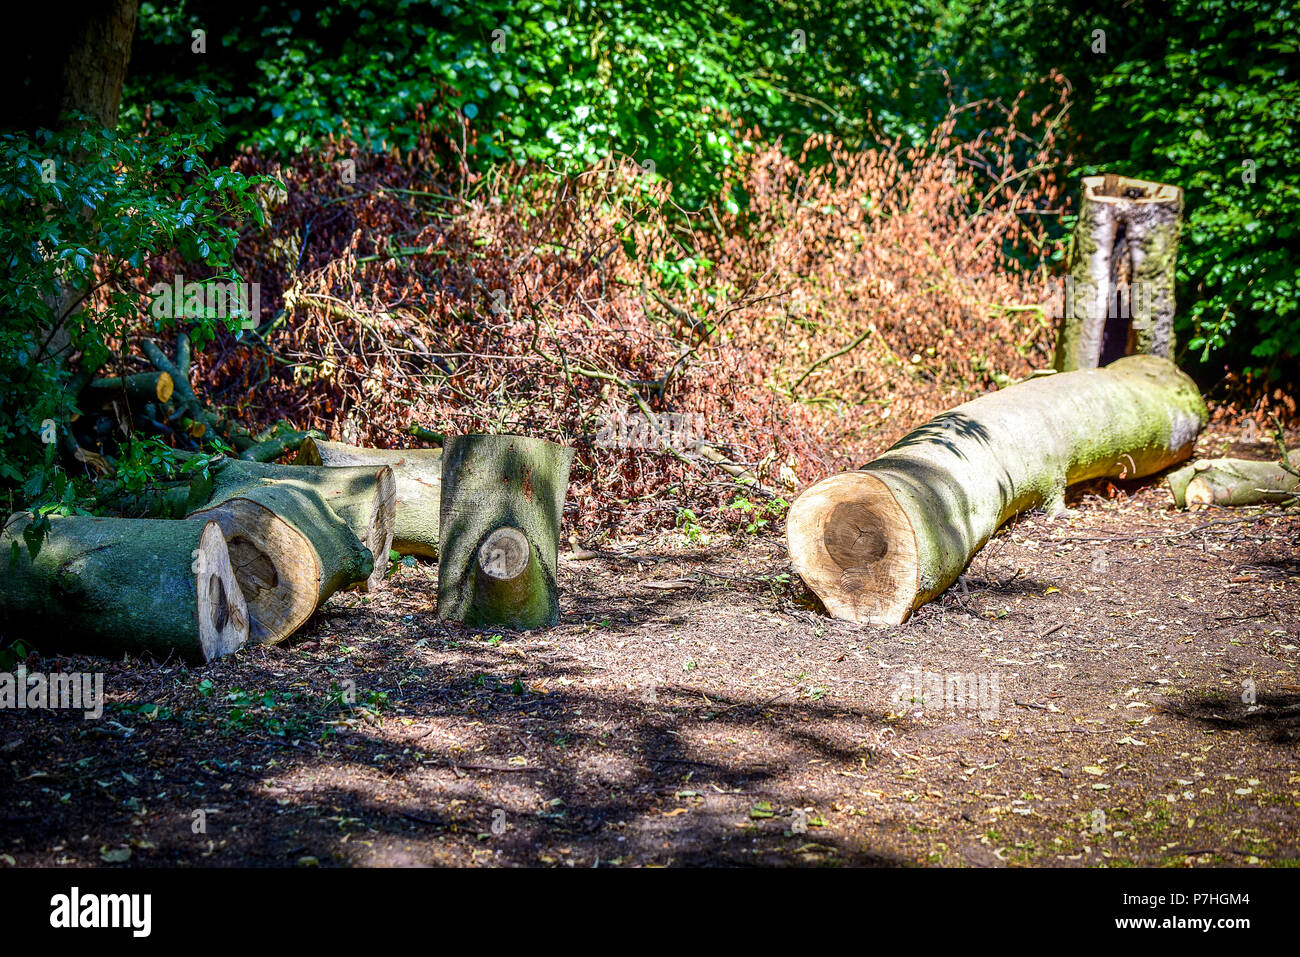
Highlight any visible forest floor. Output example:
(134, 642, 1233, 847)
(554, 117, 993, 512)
(2, 425, 1298, 868)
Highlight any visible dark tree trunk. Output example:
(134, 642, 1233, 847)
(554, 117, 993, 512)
(3, 0, 139, 132)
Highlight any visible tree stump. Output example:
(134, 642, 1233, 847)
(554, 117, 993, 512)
(295, 437, 442, 558)
(1053, 174, 1183, 371)
(787, 356, 1207, 625)
(437, 435, 573, 629)
(0, 514, 247, 662)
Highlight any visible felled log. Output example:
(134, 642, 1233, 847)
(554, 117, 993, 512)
(0, 514, 247, 662)
(437, 435, 573, 629)
(199, 457, 396, 592)
(1168, 450, 1300, 508)
(787, 355, 1207, 625)
(295, 437, 442, 559)
(140, 335, 314, 461)
(85, 371, 174, 405)
(187, 480, 375, 644)
(1053, 174, 1183, 371)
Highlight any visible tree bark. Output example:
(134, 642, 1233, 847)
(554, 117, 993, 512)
(86, 371, 174, 405)
(187, 482, 374, 644)
(1168, 451, 1300, 508)
(787, 356, 1207, 625)
(295, 437, 443, 558)
(437, 435, 573, 629)
(0, 513, 246, 662)
(1053, 174, 1183, 371)
(3, 0, 139, 133)
(199, 457, 396, 592)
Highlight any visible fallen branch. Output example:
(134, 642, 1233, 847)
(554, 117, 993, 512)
(1168, 450, 1300, 508)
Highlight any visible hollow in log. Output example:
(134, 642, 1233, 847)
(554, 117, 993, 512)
(437, 435, 573, 629)
(0, 514, 247, 662)
(787, 355, 1207, 625)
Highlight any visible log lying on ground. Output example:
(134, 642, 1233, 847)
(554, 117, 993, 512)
(1168, 450, 1300, 508)
(0, 514, 247, 662)
(187, 481, 374, 644)
(1053, 174, 1183, 371)
(437, 435, 573, 629)
(787, 355, 1207, 625)
(295, 437, 442, 558)
(199, 457, 396, 592)
(86, 371, 174, 405)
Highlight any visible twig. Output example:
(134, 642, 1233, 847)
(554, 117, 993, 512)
(1051, 510, 1294, 544)
(791, 327, 874, 391)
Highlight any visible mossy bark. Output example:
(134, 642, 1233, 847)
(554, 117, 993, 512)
(200, 457, 396, 592)
(788, 355, 1208, 624)
(0, 514, 247, 662)
(437, 435, 573, 629)
(1053, 174, 1183, 372)
(295, 438, 442, 558)
(1168, 451, 1300, 508)
(187, 482, 373, 644)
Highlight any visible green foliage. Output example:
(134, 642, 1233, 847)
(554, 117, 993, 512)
(112, 436, 221, 494)
(726, 481, 789, 535)
(0, 639, 31, 672)
(0, 91, 265, 513)
(938, 0, 1300, 379)
(127, 0, 939, 207)
(1091, 0, 1300, 373)
(675, 506, 703, 543)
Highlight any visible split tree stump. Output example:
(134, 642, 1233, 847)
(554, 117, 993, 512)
(1053, 174, 1183, 371)
(787, 355, 1207, 625)
(437, 435, 573, 629)
(295, 437, 442, 558)
(0, 514, 247, 662)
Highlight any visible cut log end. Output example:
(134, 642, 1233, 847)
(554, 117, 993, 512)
(479, 526, 531, 580)
(469, 526, 551, 629)
(189, 499, 321, 644)
(787, 472, 919, 625)
(1087, 173, 1183, 204)
(155, 370, 175, 403)
(195, 520, 249, 660)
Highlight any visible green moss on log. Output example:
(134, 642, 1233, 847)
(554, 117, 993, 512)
(788, 355, 1208, 624)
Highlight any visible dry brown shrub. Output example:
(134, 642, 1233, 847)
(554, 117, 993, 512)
(135, 86, 1074, 539)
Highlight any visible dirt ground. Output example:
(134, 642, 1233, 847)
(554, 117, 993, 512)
(2, 425, 1298, 868)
